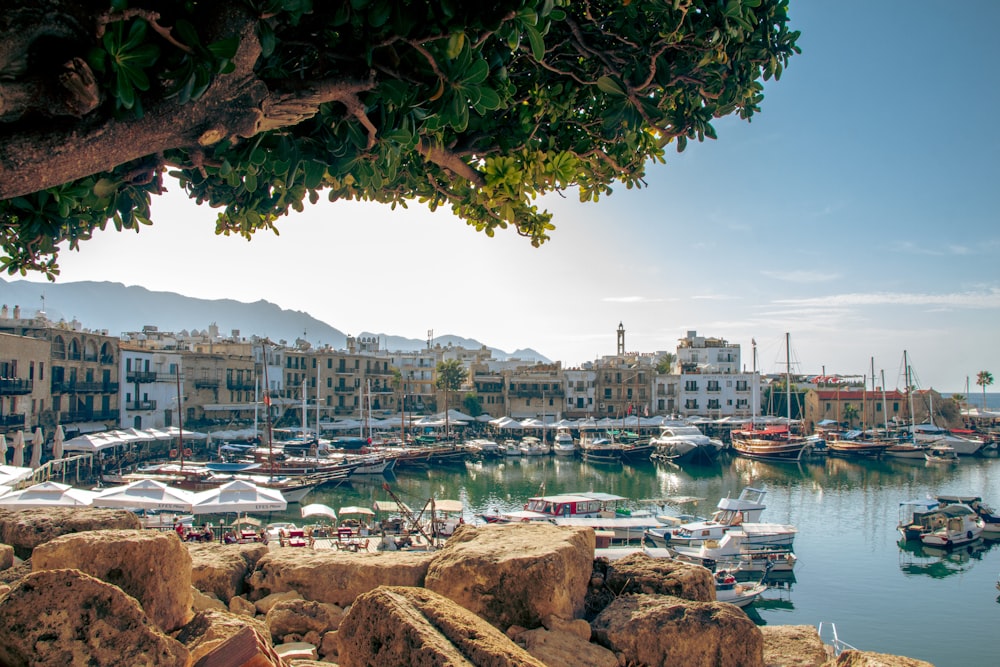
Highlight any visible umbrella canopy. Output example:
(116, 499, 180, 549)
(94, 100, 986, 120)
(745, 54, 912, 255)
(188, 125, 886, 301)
(301, 503, 338, 520)
(93, 479, 197, 512)
(0, 481, 98, 508)
(10, 431, 24, 467)
(52, 425, 65, 459)
(430, 499, 463, 513)
(0, 465, 34, 487)
(0, 434, 6, 462)
(191, 480, 287, 515)
(29, 427, 43, 469)
(338, 505, 375, 517)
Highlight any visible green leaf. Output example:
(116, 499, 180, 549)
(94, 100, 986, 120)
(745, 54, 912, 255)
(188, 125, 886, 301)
(525, 24, 545, 61)
(596, 76, 626, 96)
(475, 87, 502, 111)
(447, 32, 465, 59)
(462, 59, 489, 85)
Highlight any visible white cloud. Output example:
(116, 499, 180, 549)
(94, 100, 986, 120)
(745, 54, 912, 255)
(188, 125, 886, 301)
(773, 287, 1000, 309)
(760, 269, 841, 283)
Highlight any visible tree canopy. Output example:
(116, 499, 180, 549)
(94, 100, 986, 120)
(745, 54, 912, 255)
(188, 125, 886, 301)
(0, 0, 799, 277)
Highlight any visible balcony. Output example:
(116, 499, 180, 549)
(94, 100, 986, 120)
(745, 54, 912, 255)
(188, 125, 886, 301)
(125, 400, 157, 410)
(126, 370, 158, 383)
(333, 386, 355, 394)
(0, 378, 32, 395)
(61, 409, 117, 422)
(510, 389, 565, 399)
(0, 414, 27, 427)
(194, 378, 220, 389)
(226, 380, 256, 391)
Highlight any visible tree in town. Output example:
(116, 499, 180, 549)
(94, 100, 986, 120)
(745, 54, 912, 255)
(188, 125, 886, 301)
(436, 358, 468, 437)
(462, 392, 483, 418)
(0, 0, 799, 276)
(655, 352, 676, 375)
(842, 403, 858, 428)
(976, 371, 994, 410)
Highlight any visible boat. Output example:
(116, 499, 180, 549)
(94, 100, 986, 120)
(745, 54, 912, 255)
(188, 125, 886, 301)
(935, 495, 1000, 537)
(518, 436, 549, 456)
(579, 437, 623, 463)
(823, 431, 894, 459)
(918, 504, 985, 548)
(650, 424, 724, 464)
(552, 427, 577, 456)
(464, 438, 502, 458)
(715, 567, 769, 608)
(897, 497, 944, 541)
(619, 440, 655, 463)
(731, 334, 810, 462)
(644, 486, 775, 548)
(668, 529, 798, 573)
(911, 423, 986, 456)
(924, 445, 959, 464)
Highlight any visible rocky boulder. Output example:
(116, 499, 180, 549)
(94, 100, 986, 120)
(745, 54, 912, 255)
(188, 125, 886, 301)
(830, 650, 934, 666)
(0, 543, 13, 570)
(0, 568, 188, 667)
(338, 585, 548, 667)
(31, 528, 193, 632)
(247, 548, 434, 606)
(513, 625, 619, 667)
(265, 598, 345, 640)
(591, 593, 763, 667)
(176, 608, 279, 666)
(424, 523, 593, 630)
(761, 625, 832, 666)
(187, 541, 268, 603)
(0, 507, 141, 559)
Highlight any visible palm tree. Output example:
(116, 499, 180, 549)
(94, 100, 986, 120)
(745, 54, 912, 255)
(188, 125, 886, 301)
(436, 359, 468, 440)
(976, 370, 994, 410)
(842, 403, 858, 428)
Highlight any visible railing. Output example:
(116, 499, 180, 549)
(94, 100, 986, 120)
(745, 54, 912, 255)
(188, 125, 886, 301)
(194, 379, 220, 388)
(126, 370, 158, 383)
(60, 410, 117, 422)
(125, 400, 157, 410)
(817, 623, 857, 657)
(226, 380, 255, 391)
(0, 378, 32, 395)
(0, 414, 27, 427)
(334, 386, 355, 394)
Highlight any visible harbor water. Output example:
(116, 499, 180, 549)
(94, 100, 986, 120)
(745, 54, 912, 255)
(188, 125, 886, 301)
(267, 452, 1000, 667)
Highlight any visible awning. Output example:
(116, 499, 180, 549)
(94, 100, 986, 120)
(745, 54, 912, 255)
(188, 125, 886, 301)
(62, 422, 108, 434)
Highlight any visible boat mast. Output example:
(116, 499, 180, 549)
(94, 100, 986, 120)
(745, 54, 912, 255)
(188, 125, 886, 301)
(785, 332, 792, 437)
(176, 364, 184, 470)
(880, 369, 889, 433)
(262, 343, 274, 480)
(751, 338, 759, 429)
(904, 350, 915, 428)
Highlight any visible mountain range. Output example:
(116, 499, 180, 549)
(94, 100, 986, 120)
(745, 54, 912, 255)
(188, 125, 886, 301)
(0, 277, 549, 362)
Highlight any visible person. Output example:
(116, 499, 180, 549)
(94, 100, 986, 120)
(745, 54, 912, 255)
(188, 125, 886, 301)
(200, 523, 214, 542)
(174, 520, 185, 538)
(223, 530, 237, 544)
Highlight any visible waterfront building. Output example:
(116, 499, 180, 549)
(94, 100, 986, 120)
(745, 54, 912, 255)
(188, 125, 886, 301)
(671, 330, 756, 420)
(505, 364, 564, 420)
(803, 386, 948, 433)
(0, 330, 49, 435)
(563, 368, 597, 419)
(118, 343, 181, 430)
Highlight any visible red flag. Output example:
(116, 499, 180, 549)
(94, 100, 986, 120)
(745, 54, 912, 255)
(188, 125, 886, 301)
(627, 404, 633, 416)
(263, 393, 271, 407)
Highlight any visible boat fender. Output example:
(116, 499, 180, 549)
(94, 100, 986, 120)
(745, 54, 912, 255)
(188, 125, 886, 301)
(169, 449, 178, 458)
(967, 531, 973, 540)
(183, 448, 193, 457)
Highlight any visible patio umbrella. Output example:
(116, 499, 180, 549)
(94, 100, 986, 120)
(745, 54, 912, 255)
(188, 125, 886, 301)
(300, 503, 338, 520)
(10, 431, 24, 468)
(338, 505, 376, 518)
(93, 479, 197, 513)
(0, 434, 6, 464)
(52, 425, 65, 460)
(0, 481, 98, 508)
(29, 427, 43, 469)
(190, 480, 287, 515)
(0, 465, 34, 487)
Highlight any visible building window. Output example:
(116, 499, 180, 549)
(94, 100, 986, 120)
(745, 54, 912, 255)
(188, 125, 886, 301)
(685, 381, 698, 391)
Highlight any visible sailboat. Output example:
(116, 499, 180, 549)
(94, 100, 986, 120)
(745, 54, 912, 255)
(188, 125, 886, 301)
(731, 334, 809, 461)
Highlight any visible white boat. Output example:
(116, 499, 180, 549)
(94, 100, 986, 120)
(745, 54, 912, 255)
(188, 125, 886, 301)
(668, 528, 798, 572)
(552, 427, 576, 456)
(897, 497, 943, 541)
(714, 569, 768, 608)
(911, 423, 986, 456)
(919, 504, 984, 548)
(464, 438, 501, 458)
(650, 423, 724, 464)
(645, 486, 772, 548)
(518, 436, 549, 456)
(924, 445, 959, 464)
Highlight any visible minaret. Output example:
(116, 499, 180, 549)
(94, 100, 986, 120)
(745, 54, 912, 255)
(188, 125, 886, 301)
(617, 322, 625, 356)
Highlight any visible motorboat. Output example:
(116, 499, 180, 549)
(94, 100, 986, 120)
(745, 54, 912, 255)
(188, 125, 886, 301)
(668, 530, 797, 573)
(897, 497, 943, 541)
(518, 436, 549, 456)
(911, 423, 986, 456)
(644, 486, 775, 548)
(715, 568, 768, 608)
(464, 438, 502, 458)
(919, 504, 984, 548)
(552, 427, 577, 456)
(935, 495, 1000, 537)
(650, 424, 724, 464)
(924, 446, 959, 464)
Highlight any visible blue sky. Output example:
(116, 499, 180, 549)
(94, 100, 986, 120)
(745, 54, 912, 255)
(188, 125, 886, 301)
(19, 1, 1000, 393)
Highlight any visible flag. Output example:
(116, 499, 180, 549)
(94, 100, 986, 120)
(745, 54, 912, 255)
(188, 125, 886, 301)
(263, 393, 271, 407)
(627, 404, 633, 416)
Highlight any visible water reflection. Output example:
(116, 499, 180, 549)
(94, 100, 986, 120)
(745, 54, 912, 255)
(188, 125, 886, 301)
(897, 537, 999, 579)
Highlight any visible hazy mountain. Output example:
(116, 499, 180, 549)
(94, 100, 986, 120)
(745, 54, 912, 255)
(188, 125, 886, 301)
(0, 277, 549, 362)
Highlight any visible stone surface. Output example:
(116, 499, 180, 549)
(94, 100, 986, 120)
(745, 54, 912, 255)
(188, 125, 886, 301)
(188, 541, 269, 603)
(0, 507, 141, 559)
(175, 608, 277, 666)
(0, 543, 13, 570)
(762, 625, 832, 666)
(266, 598, 345, 639)
(515, 626, 619, 667)
(247, 548, 434, 606)
(274, 641, 319, 660)
(338, 585, 548, 667)
(591, 593, 763, 667)
(424, 523, 594, 630)
(831, 650, 934, 667)
(0, 568, 188, 667)
(230, 594, 258, 616)
(31, 528, 193, 632)
(255, 589, 303, 614)
(193, 586, 228, 612)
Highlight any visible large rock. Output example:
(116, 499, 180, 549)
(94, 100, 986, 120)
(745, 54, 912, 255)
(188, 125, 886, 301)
(31, 528, 193, 632)
(0, 568, 188, 667)
(187, 541, 268, 603)
(604, 551, 714, 600)
(247, 548, 434, 606)
(424, 523, 593, 630)
(0, 507, 141, 559)
(591, 593, 763, 667)
(338, 585, 548, 667)
(0, 543, 13, 570)
(176, 608, 279, 666)
(831, 650, 934, 667)
(514, 626, 619, 667)
(762, 625, 832, 666)
(266, 598, 345, 640)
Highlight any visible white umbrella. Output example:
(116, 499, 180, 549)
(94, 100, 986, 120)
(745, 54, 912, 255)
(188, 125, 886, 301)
(0, 434, 6, 463)
(29, 427, 43, 469)
(52, 425, 65, 460)
(0, 481, 98, 508)
(301, 503, 338, 520)
(0, 465, 34, 487)
(338, 505, 375, 518)
(93, 479, 196, 512)
(191, 480, 287, 515)
(10, 431, 24, 468)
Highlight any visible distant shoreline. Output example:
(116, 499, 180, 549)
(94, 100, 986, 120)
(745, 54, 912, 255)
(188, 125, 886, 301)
(943, 392, 998, 410)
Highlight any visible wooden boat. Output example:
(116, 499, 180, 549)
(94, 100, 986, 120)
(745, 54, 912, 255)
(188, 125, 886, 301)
(731, 425, 809, 461)
(824, 432, 894, 458)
